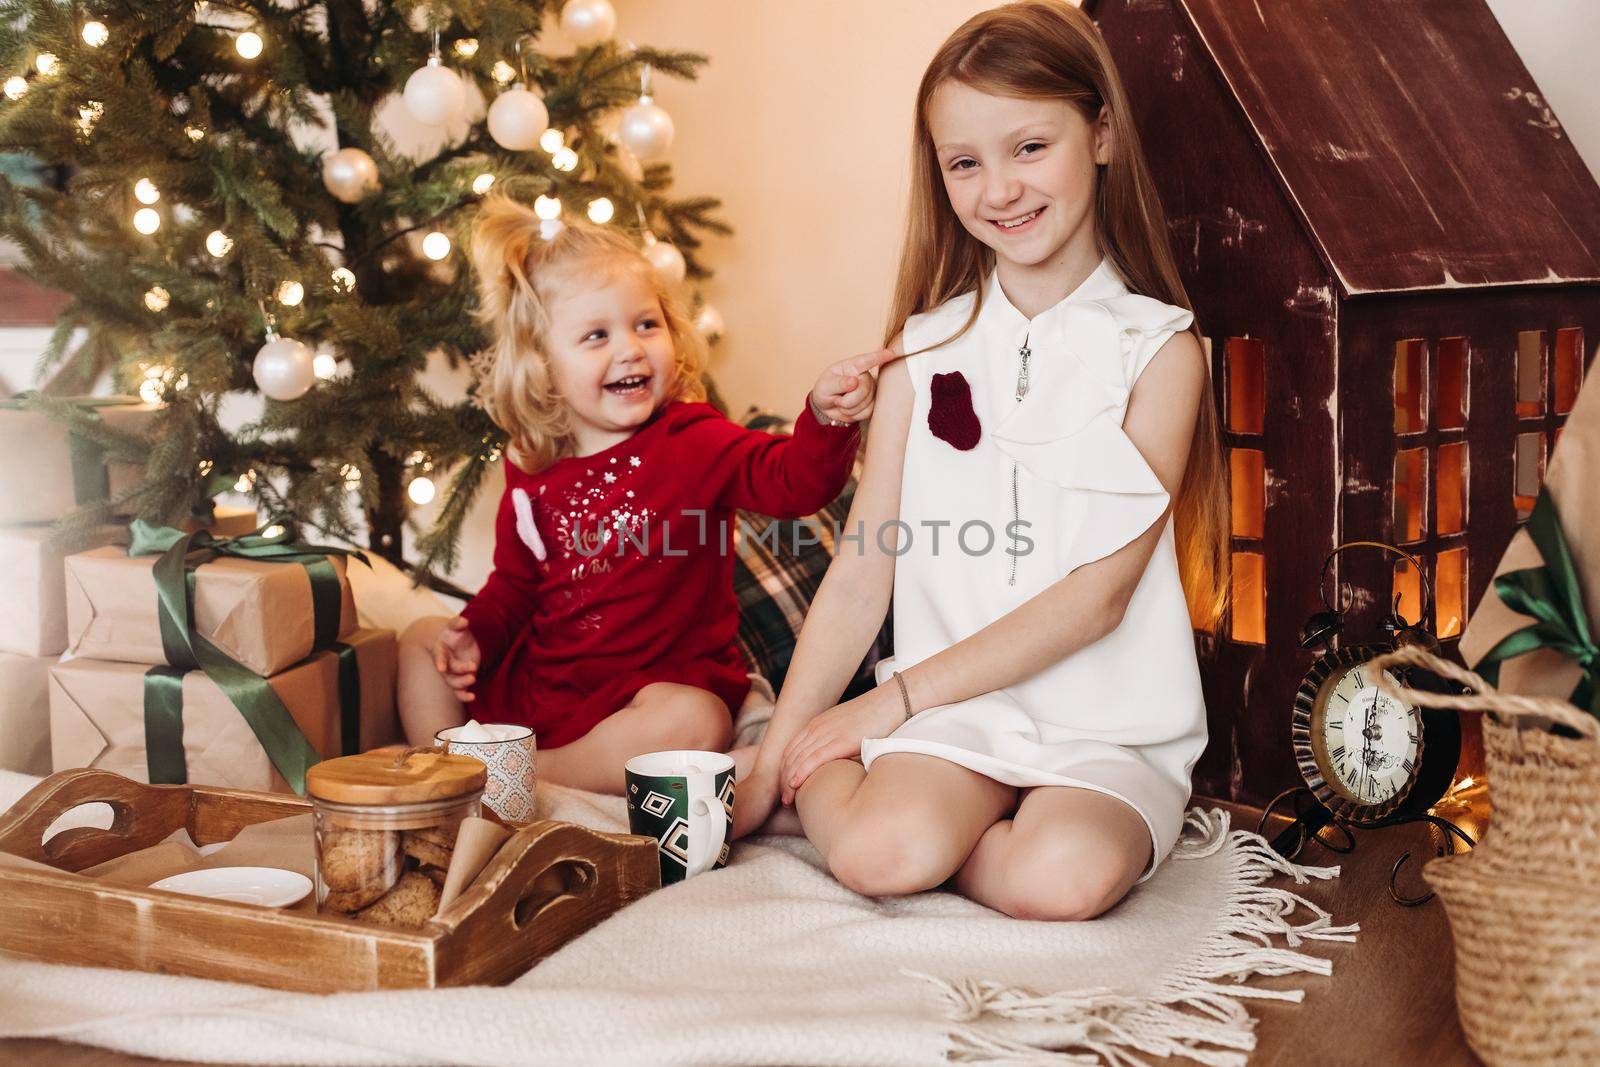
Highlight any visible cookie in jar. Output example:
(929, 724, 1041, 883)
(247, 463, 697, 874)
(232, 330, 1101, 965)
(306, 746, 486, 927)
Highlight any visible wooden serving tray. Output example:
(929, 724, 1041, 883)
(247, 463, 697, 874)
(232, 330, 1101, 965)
(0, 769, 660, 993)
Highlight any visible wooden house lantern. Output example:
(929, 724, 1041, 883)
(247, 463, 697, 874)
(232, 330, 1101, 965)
(1084, 0, 1600, 804)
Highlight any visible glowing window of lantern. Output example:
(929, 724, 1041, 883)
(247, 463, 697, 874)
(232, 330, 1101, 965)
(1393, 447, 1426, 543)
(1394, 339, 1427, 433)
(1554, 328, 1584, 415)
(1516, 331, 1545, 419)
(1436, 337, 1469, 431)
(1226, 338, 1265, 435)
(1230, 448, 1265, 539)
(1230, 551, 1266, 645)
(1393, 558, 1423, 630)
(1436, 442, 1467, 537)
(1514, 431, 1544, 521)
(1436, 547, 1467, 639)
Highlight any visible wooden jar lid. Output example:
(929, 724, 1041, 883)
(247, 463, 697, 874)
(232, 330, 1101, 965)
(306, 746, 486, 806)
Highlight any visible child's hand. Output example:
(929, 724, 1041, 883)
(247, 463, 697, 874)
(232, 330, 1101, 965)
(809, 348, 899, 425)
(432, 615, 482, 702)
(731, 758, 781, 840)
(778, 684, 907, 804)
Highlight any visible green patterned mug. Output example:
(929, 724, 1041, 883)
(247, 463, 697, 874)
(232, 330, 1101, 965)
(624, 750, 734, 884)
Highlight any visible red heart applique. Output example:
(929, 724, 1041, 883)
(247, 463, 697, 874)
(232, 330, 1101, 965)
(928, 371, 981, 450)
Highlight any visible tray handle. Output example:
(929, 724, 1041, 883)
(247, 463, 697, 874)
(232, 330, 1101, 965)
(433, 821, 658, 984)
(0, 769, 193, 871)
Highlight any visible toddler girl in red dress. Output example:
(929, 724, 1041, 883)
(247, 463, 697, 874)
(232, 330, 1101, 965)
(398, 197, 890, 793)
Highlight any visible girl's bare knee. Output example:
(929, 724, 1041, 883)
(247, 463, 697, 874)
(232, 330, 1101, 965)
(638, 684, 733, 752)
(826, 806, 959, 898)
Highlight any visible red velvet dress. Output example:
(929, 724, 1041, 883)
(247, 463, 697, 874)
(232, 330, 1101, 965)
(460, 399, 859, 748)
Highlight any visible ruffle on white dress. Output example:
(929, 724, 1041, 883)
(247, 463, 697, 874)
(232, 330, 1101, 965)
(861, 261, 1206, 882)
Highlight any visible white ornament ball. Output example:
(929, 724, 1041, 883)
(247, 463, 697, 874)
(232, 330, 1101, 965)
(643, 237, 686, 286)
(619, 99, 675, 162)
(403, 59, 466, 127)
(694, 304, 725, 342)
(487, 86, 549, 151)
(252, 337, 315, 401)
(561, 0, 617, 47)
(321, 147, 381, 203)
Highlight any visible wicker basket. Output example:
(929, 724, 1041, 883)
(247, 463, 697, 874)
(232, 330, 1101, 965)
(1372, 646, 1600, 1067)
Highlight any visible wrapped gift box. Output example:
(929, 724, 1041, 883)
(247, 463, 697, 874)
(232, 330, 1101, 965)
(180, 505, 259, 538)
(64, 544, 357, 676)
(1460, 366, 1600, 708)
(0, 399, 157, 525)
(0, 524, 128, 657)
(0, 651, 55, 775)
(49, 627, 398, 792)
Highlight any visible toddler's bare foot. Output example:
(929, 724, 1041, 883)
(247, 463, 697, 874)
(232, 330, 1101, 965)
(756, 803, 804, 837)
(730, 744, 759, 783)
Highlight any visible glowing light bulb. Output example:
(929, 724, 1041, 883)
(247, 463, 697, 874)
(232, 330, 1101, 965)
(143, 286, 170, 312)
(539, 128, 564, 154)
(236, 31, 263, 59)
(453, 38, 479, 58)
(205, 229, 232, 257)
(4, 77, 27, 101)
(82, 21, 109, 47)
(139, 377, 163, 404)
(185, 124, 205, 142)
(587, 197, 614, 224)
(408, 476, 436, 505)
(492, 60, 516, 85)
(313, 352, 338, 380)
(234, 470, 256, 493)
(133, 207, 161, 234)
(276, 280, 304, 306)
(534, 194, 561, 220)
(197, 459, 214, 477)
(330, 267, 356, 292)
(340, 464, 361, 490)
(422, 231, 451, 260)
(134, 178, 159, 204)
(261, 523, 285, 539)
(472, 173, 495, 195)
(35, 53, 58, 76)
(552, 147, 578, 172)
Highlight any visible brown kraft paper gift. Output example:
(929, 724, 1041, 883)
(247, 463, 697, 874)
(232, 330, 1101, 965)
(0, 400, 156, 525)
(63, 545, 357, 676)
(0, 524, 128, 657)
(0, 651, 55, 775)
(1459, 367, 1600, 703)
(48, 627, 398, 793)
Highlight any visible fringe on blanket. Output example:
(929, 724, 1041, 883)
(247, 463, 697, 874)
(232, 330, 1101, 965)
(911, 807, 1360, 1067)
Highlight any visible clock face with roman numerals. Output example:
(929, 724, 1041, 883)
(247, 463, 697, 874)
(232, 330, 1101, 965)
(1291, 644, 1428, 825)
(1315, 663, 1421, 805)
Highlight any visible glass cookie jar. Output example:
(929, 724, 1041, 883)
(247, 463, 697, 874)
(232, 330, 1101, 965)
(305, 746, 486, 926)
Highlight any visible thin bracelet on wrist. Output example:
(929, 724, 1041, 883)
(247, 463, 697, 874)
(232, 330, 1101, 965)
(808, 394, 847, 428)
(892, 671, 914, 722)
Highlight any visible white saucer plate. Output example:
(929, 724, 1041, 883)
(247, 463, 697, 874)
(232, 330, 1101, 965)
(149, 866, 313, 908)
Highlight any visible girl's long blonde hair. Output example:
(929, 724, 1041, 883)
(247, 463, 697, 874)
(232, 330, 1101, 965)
(472, 196, 707, 472)
(886, 0, 1229, 629)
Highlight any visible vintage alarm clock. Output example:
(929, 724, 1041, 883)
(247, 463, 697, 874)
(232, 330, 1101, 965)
(1288, 542, 1462, 831)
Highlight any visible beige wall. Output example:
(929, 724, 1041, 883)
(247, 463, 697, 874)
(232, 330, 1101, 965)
(612, 0, 997, 418)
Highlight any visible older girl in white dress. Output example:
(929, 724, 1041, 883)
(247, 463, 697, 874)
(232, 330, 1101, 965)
(735, 0, 1230, 921)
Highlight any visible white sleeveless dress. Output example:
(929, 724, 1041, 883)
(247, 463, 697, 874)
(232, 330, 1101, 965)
(860, 259, 1205, 880)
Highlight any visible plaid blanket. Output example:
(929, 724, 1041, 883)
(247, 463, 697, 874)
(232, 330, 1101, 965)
(733, 409, 891, 700)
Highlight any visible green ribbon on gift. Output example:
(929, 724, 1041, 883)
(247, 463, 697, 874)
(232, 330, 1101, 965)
(129, 519, 370, 793)
(1477, 490, 1600, 719)
(4, 393, 148, 506)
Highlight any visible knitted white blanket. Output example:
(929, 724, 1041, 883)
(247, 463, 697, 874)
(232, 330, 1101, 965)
(0, 770, 1356, 1066)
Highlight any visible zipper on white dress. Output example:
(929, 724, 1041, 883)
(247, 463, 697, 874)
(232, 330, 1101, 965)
(1009, 338, 1031, 586)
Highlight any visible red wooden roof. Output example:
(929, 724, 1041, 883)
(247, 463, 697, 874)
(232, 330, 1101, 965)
(1091, 0, 1600, 296)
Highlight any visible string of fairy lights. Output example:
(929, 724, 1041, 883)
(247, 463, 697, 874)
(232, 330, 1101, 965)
(3, 1, 725, 508)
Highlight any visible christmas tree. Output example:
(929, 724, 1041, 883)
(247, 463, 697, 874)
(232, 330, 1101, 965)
(0, 0, 728, 584)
